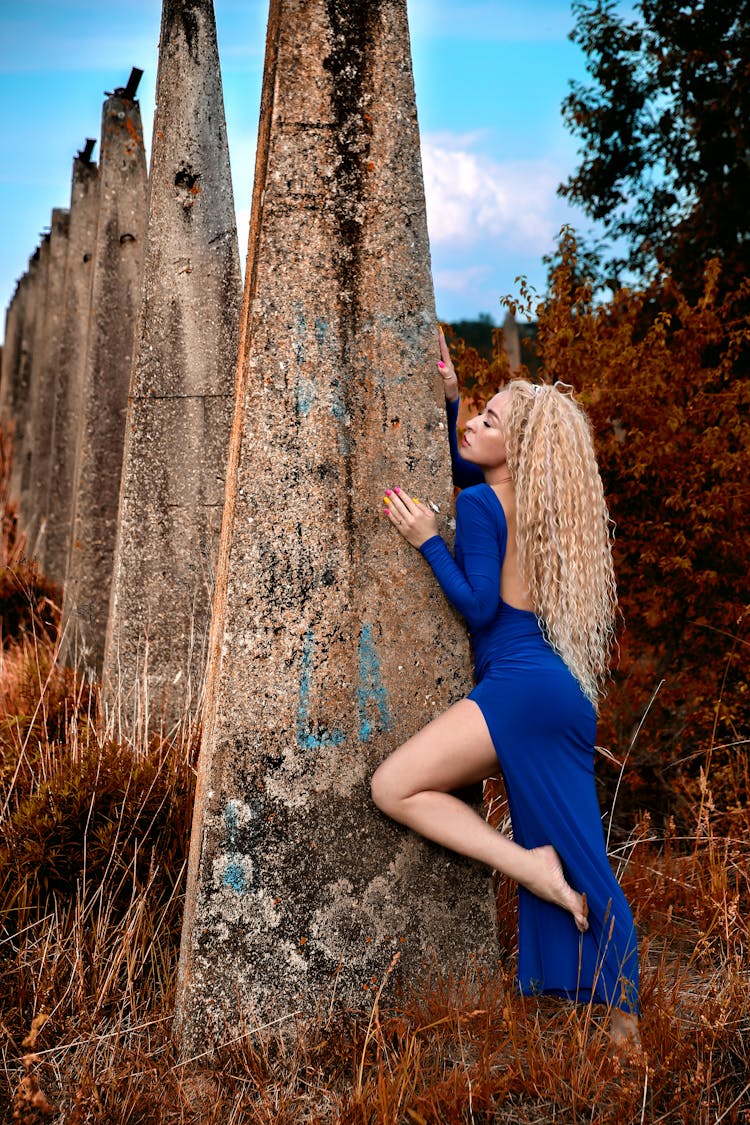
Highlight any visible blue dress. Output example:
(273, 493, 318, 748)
(417, 400, 639, 1013)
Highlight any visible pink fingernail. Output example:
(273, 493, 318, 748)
(385, 489, 392, 496)
(393, 487, 401, 494)
(438, 361, 446, 369)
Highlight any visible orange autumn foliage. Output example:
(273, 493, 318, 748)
(447, 232, 750, 833)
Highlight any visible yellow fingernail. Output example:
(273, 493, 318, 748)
(383, 495, 390, 505)
(413, 499, 420, 505)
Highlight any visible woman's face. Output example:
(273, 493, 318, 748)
(460, 391, 509, 470)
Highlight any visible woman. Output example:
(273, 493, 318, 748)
(371, 331, 640, 1048)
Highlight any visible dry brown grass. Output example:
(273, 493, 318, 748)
(1, 436, 748, 1122)
(2, 596, 748, 1123)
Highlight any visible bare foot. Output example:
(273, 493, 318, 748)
(527, 845, 589, 933)
(610, 1010, 644, 1061)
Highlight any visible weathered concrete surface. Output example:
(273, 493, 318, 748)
(175, 0, 497, 1051)
(0, 278, 25, 427)
(45, 149, 99, 586)
(5, 251, 41, 509)
(63, 92, 147, 674)
(25, 207, 70, 558)
(17, 235, 51, 537)
(0, 273, 31, 480)
(103, 0, 241, 727)
(503, 311, 521, 370)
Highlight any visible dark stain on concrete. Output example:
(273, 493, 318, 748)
(165, 0, 203, 63)
(322, 1, 384, 559)
(322, 1, 379, 263)
(174, 163, 202, 212)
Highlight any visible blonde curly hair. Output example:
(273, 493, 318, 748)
(503, 380, 617, 707)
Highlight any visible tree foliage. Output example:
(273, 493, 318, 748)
(449, 234, 750, 830)
(560, 0, 750, 294)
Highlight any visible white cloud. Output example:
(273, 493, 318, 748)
(236, 207, 250, 275)
(433, 264, 490, 294)
(230, 130, 258, 275)
(421, 132, 569, 254)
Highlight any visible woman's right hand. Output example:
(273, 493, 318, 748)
(437, 327, 459, 404)
(383, 488, 438, 549)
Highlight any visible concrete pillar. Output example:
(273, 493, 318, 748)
(26, 207, 70, 559)
(0, 275, 29, 460)
(103, 0, 241, 727)
(6, 251, 42, 510)
(175, 0, 496, 1051)
(45, 146, 99, 586)
(0, 281, 23, 508)
(63, 85, 147, 675)
(1, 280, 23, 426)
(503, 311, 521, 370)
(17, 235, 51, 537)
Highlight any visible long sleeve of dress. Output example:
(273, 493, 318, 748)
(446, 397, 485, 489)
(419, 488, 505, 631)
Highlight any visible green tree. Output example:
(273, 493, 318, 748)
(561, 0, 750, 294)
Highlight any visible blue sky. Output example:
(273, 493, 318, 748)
(0, 1, 595, 331)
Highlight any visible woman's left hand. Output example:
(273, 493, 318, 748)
(383, 488, 438, 548)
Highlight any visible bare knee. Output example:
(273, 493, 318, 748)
(370, 759, 405, 818)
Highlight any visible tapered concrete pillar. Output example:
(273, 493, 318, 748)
(45, 145, 99, 586)
(6, 251, 41, 509)
(175, 0, 497, 1051)
(1, 280, 24, 426)
(63, 83, 147, 674)
(26, 207, 70, 557)
(103, 0, 241, 727)
(503, 312, 521, 370)
(17, 236, 51, 535)
(0, 274, 30, 457)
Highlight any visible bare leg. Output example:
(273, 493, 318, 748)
(610, 1010, 643, 1056)
(371, 699, 588, 932)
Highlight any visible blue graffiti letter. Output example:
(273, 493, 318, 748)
(297, 628, 346, 750)
(357, 624, 393, 742)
